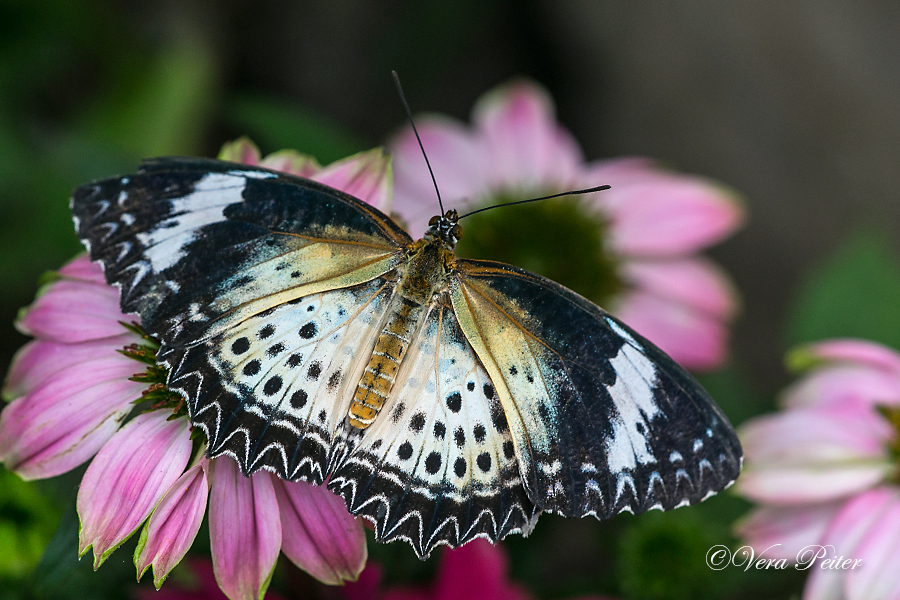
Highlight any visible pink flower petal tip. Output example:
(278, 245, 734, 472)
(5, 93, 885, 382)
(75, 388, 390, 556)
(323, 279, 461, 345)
(78, 412, 192, 568)
(135, 458, 210, 589)
(274, 478, 367, 585)
(209, 457, 282, 600)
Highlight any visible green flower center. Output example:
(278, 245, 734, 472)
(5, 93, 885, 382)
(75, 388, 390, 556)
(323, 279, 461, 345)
(454, 194, 624, 307)
(881, 406, 900, 481)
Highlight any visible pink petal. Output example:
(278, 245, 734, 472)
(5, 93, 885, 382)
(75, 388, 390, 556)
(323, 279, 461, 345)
(736, 502, 844, 560)
(272, 478, 366, 585)
(797, 339, 900, 376)
(803, 488, 898, 600)
(136, 459, 210, 589)
(17, 279, 135, 343)
(0, 358, 146, 480)
(3, 334, 136, 399)
(78, 412, 192, 568)
(613, 290, 729, 371)
(588, 159, 744, 257)
(390, 118, 487, 238)
(58, 254, 107, 285)
(219, 137, 263, 165)
(312, 149, 393, 212)
(843, 491, 900, 600)
(208, 457, 282, 600)
(582, 156, 656, 182)
(737, 407, 893, 504)
(621, 257, 739, 319)
(781, 364, 900, 410)
(472, 81, 583, 192)
(433, 539, 528, 600)
(260, 150, 321, 178)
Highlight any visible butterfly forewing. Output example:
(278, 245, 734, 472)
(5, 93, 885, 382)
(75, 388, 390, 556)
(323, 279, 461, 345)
(329, 302, 539, 556)
(71, 158, 410, 480)
(450, 259, 742, 518)
(71, 157, 411, 337)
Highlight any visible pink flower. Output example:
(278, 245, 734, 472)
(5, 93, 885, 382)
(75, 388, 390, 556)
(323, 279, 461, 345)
(736, 339, 900, 599)
(342, 539, 619, 600)
(218, 137, 393, 213)
(0, 140, 389, 599)
(390, 81, 743, 371)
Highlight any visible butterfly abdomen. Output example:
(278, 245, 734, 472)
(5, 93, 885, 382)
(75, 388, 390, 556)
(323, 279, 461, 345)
(349, 297, 425, 429)
(348, 238, 453, 429)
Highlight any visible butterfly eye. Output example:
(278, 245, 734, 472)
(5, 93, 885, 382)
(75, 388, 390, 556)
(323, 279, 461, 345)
(452, 224, 462, 239)
(429, 216, 441, 227)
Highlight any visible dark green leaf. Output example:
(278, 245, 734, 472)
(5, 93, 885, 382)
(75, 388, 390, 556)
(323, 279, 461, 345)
(787, 230, 900, 348)
(225, 94, 367, 164)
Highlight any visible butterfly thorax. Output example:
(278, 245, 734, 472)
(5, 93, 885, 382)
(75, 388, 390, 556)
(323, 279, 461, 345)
(347, 211, 460, 429)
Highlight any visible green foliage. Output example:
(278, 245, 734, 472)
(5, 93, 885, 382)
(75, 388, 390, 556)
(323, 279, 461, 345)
(0, 469, 58, 580)
(225, 94, 368, 165)
(787, 230, 900, 348)
(28, 503, 137, 600)
(695, 364, 767, 425)
(73, 42, 217, 159)
(618, 510, 716, 600)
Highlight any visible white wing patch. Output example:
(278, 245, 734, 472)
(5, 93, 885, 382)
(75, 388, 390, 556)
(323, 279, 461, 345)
(131, 173, 246, 275)
(604, 340, 660, 472)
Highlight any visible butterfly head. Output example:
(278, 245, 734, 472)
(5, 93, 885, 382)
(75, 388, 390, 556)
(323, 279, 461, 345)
(425, 210, 462, 249)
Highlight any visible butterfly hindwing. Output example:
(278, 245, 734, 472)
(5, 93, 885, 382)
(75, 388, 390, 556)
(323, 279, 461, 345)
(329, 301, 539, 557)
(162, 277, 398, 483)
(450, 259, 742, 518)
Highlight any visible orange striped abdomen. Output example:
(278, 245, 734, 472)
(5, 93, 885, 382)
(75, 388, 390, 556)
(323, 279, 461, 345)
(349, 298, 424, 429)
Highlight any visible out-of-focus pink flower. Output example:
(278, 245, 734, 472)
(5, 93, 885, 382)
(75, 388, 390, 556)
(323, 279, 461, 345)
(343, 539, 618, 600)
(736, 339, 900, 600)
(219, 137, 393, 213)
(390, 81, 743, 370)
(1, 140, 384, 599)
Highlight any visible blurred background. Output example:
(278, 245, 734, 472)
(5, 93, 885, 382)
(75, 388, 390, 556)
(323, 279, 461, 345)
(3, 1, 900, 599)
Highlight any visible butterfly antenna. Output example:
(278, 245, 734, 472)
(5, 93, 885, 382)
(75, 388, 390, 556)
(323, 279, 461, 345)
(458, 185, 611, 220)
(392, 70, 445, 216)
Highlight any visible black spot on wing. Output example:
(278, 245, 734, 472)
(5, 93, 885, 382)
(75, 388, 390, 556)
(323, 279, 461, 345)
(328, 447, 541, 558)
(231, 338, 249, 355)
(410, 412, 426, 432)
(446, 392, 462, 413)
(306, 361, 322, 380)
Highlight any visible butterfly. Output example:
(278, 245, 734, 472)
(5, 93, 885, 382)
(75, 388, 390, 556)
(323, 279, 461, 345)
(71, 156, 742, 558)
